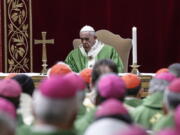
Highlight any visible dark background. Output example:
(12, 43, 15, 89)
(32, 0, 180, 73)
(0, 0, 2, 71)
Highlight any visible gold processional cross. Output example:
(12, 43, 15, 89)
(34, 32, 54, 75)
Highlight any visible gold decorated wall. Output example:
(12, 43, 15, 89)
(3, 0, 32, 72)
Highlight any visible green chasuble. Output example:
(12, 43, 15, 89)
(152, 113, 174, 132)
(131, 92, 164, 130)
(76, 104, 87, 120)
(124, 97, 142, 108)
(17, 113, 24, 126)
(17, 125, 76, 135)
(65, 45, 124, 73)
(75, 107, 97, 135)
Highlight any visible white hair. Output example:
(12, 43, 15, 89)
(148, 78, 169, 94)
(84, 118, 130, 135)
(77, 91, 85, 103)
(0, 112, 16, 135)
(32, 90, 78, 124)
(168, 63, 180, 77)
(80, 25, 95, 35)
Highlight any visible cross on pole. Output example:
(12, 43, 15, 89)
(34, 32, 54, 75)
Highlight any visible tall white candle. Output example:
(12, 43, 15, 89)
(132, 27, 137, 64)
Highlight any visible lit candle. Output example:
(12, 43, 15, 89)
(132, 27, 137, 64)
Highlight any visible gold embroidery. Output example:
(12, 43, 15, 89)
(4, 0, 32, 72)
(150, 113, 162, 124)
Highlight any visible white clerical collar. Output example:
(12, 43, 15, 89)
(32, 124, 58, 133)
(125, 97, 138, 100)
(87, 40, 99, 56)
(79, 40, 104, 57)
(79, 40, 104, 68)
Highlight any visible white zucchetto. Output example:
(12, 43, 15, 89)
(80, 25, 95, 33)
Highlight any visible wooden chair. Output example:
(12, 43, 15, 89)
(73, 29, 132, 72)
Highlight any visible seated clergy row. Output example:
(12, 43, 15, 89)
(1, 59, 180, 135)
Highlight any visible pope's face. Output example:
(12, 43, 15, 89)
(80, 32, 96, 53)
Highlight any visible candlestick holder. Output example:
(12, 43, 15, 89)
(130, 63, 140, 76)
(41, 60, 48, 75)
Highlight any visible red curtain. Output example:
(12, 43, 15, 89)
(32, 0, 180, 73)
(0, 0, 2, 72)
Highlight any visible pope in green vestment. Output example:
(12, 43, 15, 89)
(131, 92, 164, 130)
(65, 41, 124, 73)
(65, 25, 124, 73)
